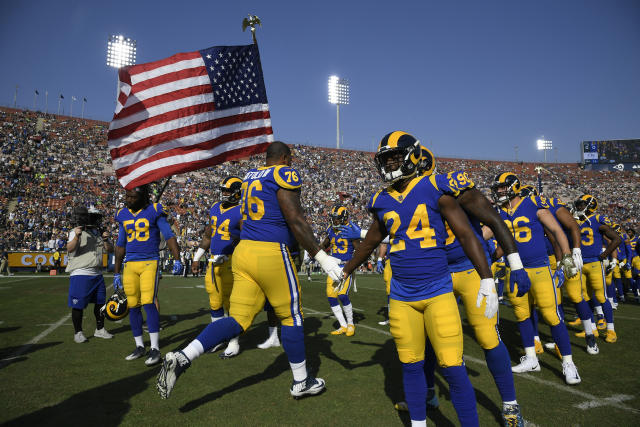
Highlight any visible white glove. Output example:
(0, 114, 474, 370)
(333, 272, 347, 293)
(601, 258, 610, 270)
(212, 254, 228, 265)
(610, 258, 618, 270)
(477, 278, 499, 319)
(314, 250, 343, 282)
(572, 248, 583, 271)
(619, 260, 627, 269)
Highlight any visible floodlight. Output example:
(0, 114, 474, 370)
(536, 138, 552, 162)
(328, 75, 350, 105)
(107, 34, 137, 69)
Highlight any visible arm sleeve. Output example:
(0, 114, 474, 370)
(157, 215, 175, 240)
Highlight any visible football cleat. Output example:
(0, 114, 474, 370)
(534, 339, 544, 354)
(426, 388, 439, 409)
(511, 356, 540, 373)
(257, 336, 281, 349)
(290, 376, 326, 399)
(596, 318, 607, 330)
(502, 403, 525, 427)
(145, 348, 162, 366)
(125, 346, 146, 361)
(586, 335, 599, 354)
(331, 326, 347, 335)
(604, 330, 617, 343)
(93, 328, 113, 339)
(209, 341, 228, 353)
(566, 317, 582, 327)
(543, 342, 562, 360)
(219, 339, 240, 359)
(157, 351, 191, 399)
(378, 319, 390, 326)
(74, 331, 88, 343)
(562, 361, 581, 385)
(346, 324, 356, 337)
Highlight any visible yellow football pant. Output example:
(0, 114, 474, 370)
(506, 266, 561, 326)
(390, 292, 463, 367)
(326, 272, 354, 298)
(582, 261, 607, 304)
(123, 260, 159, 308)
(452, 268, 499, 350)
(204, 256, 234, 312)
(564, 270, 590, 303)
(384, 259, 392, 295)
(229, 241, 303, 330)
(633, 256, 640, 272)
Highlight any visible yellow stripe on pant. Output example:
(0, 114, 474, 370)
(123, 260, 159, 308)
(383, 259, 392, 295)
(204, 256, 234, 312)
(389, 292, 463, 367)
(229, 240, 303, 330)
(506, 266, 561, 326)
(452, 268, 499, 350)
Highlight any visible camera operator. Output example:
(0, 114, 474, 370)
(66, 206, 114, 343)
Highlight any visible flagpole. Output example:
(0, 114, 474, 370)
(82, 98, 85, 119)
(33, 91, 37, 110)
(242, 14, 262, 46)
(70, 97, 73, 117)
(58, 95, 62, 115)
(13, 85, 18, 108)
(45, 91, 48, 114)
(154, 176, 173, 203)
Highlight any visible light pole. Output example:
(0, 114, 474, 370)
(107, 35, 137, 101)
(328, 75, 349, 149)
(537, 138, 552, 163)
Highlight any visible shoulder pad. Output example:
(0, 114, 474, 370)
(434, 170, 474, 197)
(273, 165, 302, 190)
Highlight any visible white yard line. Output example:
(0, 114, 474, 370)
(303, 305, 640, 415)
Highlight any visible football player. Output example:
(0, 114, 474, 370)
(489, 173, 581, 385)
(321, 205, 360, 336)
(157, 141, 343, 400)
(340, 131, 498, 427)
(627, 228, 640, 302)
(192, 176, 243, 358)
(66, 206, 114, 343)
(114, 185, 182, 366)
(611, 223, 632, 304)
(571, 195, 621, 342)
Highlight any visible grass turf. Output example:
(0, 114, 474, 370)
(0, 273, 639, 426)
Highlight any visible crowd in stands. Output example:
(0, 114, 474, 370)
(0, 107, 638, 253)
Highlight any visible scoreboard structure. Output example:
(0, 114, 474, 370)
(581, 139, 640, 171)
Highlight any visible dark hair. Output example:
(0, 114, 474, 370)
(266, 141, 291, 160)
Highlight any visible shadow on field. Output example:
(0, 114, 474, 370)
(0, 341, 63, 370)
(0, 326, 21, 334)
(3, 369, 156, 426)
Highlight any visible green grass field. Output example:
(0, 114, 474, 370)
(1, 273, 639, 426)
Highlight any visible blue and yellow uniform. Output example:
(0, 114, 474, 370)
(204, 202, 241, 313)
(325, 224, 356, 297)
(499, 196, 562, 326)
(116, 202, 174, 308)
(631, 235, 640, 273)
(229, 165, 303, 330)
(368, 174, 462, 367)
(575, 214, 611, 304)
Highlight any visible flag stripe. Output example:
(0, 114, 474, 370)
(110, 108, 270, 158)
(130, 57, 205, 86)
(120, 140, 271, 188)
(131, 66, 208, 94)
(120, 76, 211, 112)
(126, 51, 202, 76)
(114, 126, 273, 175)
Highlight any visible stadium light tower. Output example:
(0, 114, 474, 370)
(107, 35, 137, 101)
(328, 75, 349, 149)
(537, 138, 552, 163)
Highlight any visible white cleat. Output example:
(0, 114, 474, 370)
(543, 342, 556, 351)
(290, 376, 326, 399)
(74, 331, 88, 343)
(157, 351, 191, 399)
(511, 355, 541, 373)
(94, 328, 114, 339)
(257, 336, 281, 349)
(378, 320, 390, 326)
(562, 361, 581, 385)
(219, 339, 240, 359)
(586, 334, 599, 355)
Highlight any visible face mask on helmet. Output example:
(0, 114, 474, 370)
(418, 145, 436, 176)
(374, 131, 421, 184)
(219, 177, 242, 205)
(491, 173, 520, 206)
(101, 289, 129, 321)
(330, 206, 348, 230)
(518, 185, 538, 198)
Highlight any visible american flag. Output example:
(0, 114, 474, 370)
(108, 44, 274, 189)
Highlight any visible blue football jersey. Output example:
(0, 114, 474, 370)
(443, 219, 491, 273)
(209, 202, 242, 255)
(367, 175, 451, 301)
(630, 236, 638, 257)
(115, 203, 174, 261)
(576, 214, 611, 262)
(325, 224, 355, 263)
(239, 165, 301, 249)
(498, 196, 550, 268)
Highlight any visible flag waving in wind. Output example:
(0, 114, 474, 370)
(108, 44, 274, 189)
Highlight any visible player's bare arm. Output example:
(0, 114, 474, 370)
(440, 194, 492, 280)
(277, 187, 321, 256)
(192, 225, 212, 274)
(544, 226, 563, 262)
(342, 215, 386, 276)
(114, 245, 126, 275)
(537, 209, 570, 254)
(457, 188, 519, 255)
(556, 206, 581, 249)
(599, 224, 622, 259)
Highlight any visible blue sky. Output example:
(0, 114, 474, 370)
(1, 0, 639, 162)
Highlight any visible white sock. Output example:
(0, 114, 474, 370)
(331, 305, 347, 328)
(562, 354, 573, 364)
(582, 319, 594, 336)
(534, 335, 541, 342)
(607, 322, 615, 331)
(595, 306, 604, 316)
(134, 335, 144, 347)
(268, 326, 278, 340)
(182, 339, 204, 361)
(411, 420, 427, 427)
(608, 297, 615, 305)
(290, 360, 307, 382)
(503, 400, 517, 407)
(524, 346, 537, 359)
(343, 303, 354, 325)
(149, 332, 159, 350)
